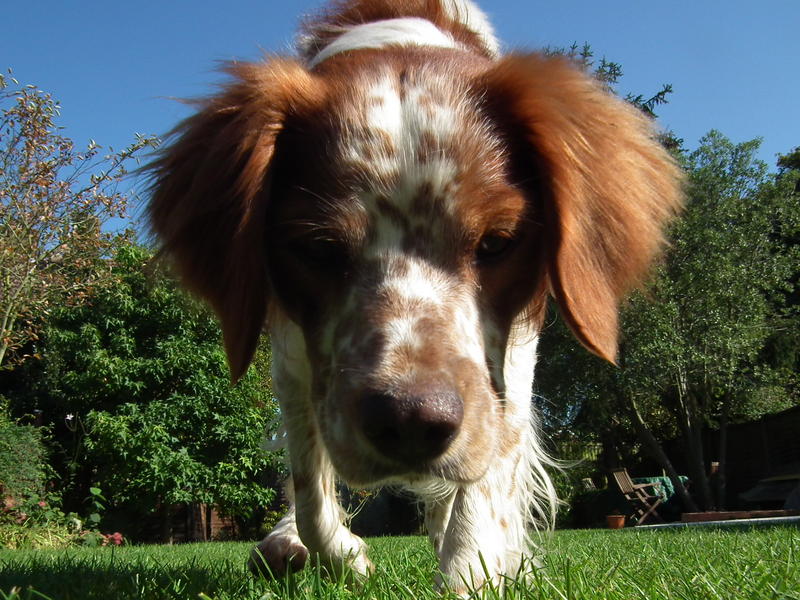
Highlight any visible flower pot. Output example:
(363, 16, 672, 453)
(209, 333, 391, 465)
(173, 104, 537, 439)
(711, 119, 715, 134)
(606, 514, 626, 529)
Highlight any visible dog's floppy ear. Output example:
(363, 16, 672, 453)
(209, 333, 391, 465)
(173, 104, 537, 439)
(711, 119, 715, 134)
(478, 54, 683, 362)
(148, 59, 325, 381)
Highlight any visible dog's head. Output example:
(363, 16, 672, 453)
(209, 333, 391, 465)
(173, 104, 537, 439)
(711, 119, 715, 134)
(148, 50, 681, 485)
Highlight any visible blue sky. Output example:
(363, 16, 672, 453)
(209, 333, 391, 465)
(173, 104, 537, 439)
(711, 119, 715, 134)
(3, 0, 798, 200)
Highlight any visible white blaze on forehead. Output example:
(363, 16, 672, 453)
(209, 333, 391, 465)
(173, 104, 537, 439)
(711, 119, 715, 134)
(366, 77, 404, 138)
(362, 74, 458, 143)
(403, 84, 457, 138)
(345, 74, 460, 189)
(383, 258, 447, 305)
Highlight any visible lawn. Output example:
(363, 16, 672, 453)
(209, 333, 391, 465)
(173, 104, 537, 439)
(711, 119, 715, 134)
(0, 527, 797, 599)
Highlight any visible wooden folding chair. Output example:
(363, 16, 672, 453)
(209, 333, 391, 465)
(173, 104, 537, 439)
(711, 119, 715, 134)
(611, 468, 665, 525)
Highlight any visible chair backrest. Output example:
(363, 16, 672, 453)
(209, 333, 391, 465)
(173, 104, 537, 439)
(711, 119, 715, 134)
(612, 468, 636, 495)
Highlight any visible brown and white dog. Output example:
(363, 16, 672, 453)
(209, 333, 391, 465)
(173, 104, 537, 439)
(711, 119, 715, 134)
(148, 0, 682, 592)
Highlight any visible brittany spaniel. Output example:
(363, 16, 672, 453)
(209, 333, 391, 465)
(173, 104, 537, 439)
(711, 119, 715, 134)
(148, 0, 682, 593)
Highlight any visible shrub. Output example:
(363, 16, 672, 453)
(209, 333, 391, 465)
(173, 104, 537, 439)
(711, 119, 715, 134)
(0, 400, 48, 501)
(3, 244, 284, 540)
(551, 459, 603, 529)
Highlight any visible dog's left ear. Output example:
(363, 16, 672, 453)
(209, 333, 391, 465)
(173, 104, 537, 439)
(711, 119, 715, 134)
(476, 54, 683, 362)
(148, 59, 325, 381)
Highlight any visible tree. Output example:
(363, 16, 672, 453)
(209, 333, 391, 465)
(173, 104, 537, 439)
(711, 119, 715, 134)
(637, 133, 797, 508)
(777, 146, 800, 174)
(537, 133, 799, 512)
(761, 144, 800, 405)
(0, 73, 157, 369)
(3, 244, 282, 540)
(535, 306, 700, 512)
(544, 42, 673, 119)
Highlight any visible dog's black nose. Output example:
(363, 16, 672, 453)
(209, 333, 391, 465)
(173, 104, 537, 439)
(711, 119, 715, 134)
(360, 388, 463, 464)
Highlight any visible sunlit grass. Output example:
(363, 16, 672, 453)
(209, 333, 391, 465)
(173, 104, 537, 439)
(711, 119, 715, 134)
(1, 527, 797, 599)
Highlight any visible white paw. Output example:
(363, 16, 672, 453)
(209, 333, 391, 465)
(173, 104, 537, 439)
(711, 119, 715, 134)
(249, 533, 309, 578)
(436, 555, 505, 597)
(324, 529, 374, 576)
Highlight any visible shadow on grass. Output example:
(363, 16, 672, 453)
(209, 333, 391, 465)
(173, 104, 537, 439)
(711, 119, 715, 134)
(0, 538, 435, 600)
(0, 550, 259, 600)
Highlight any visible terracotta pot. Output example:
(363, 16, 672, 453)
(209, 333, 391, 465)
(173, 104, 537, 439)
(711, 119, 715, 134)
(606, 514, 626, 529)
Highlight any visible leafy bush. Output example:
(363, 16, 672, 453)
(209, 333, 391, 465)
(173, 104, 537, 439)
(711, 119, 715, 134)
(550, 460, 601, 529)
(0, 402, 48, 501)
(0, 407, 116, 550)
(3, 243, 283, 539)
(1, 493, 79, 549)
(0, 522, 76, 550)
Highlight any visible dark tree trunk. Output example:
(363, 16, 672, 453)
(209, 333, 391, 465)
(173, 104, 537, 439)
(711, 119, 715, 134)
(161, 503, 174, 545)
(673, 385, 713, 510)
(628, 396, 700, 513)
(205, 504, 213, 541)
(715, 396, 730, 510)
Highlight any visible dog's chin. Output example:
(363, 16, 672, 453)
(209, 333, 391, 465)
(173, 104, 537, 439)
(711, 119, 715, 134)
(331, 449, 491, 488)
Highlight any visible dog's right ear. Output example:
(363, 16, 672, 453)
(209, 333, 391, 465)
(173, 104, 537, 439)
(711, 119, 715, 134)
(476, 54, 683, 363)
(148, 59, 325, 382)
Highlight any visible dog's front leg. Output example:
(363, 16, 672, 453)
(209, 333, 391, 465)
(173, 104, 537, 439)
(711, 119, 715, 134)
(284, 410, 373, 576)
(437, 430, 556, 596)
(251, 321, 371, 578)
(436, 443, 537, 595)
(424, 491, 456, 556)
(251, 413, 373, 580)
(250, 501, 308, 576)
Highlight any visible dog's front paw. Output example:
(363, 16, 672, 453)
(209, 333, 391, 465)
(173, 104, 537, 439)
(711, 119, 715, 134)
(435, 552, 507, 597)
(348, 537, 374, 576)
(249, 533, 310, 578)
(323, 529, 374, 577)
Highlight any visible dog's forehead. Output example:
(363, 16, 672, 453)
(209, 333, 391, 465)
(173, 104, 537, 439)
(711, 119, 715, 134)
(341, 68, 488, 195)
(314, 64, 513, 254)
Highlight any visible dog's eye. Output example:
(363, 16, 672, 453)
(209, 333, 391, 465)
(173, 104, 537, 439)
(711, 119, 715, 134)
(291, 238, 348, 269)
(475, 232, 515, 263)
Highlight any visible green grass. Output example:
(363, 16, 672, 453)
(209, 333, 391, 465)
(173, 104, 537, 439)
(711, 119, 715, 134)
(0, 527, 798, 599)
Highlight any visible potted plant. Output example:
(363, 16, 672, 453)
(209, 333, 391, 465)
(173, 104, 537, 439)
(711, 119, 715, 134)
(606, 511, 626, 529)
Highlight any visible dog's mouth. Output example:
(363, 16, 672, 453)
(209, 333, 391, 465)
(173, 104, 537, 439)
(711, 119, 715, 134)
(321, 396, 494, 487)
(317, 318, 499, 486)
(333, 449, 489, 488)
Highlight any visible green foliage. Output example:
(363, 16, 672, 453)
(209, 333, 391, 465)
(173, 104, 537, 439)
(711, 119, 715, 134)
(0, 491, 89, 550)
(0, 404, 111, 550)
(543, 42, 674, 122)
(549, 461, 598, 529)
(0, 521, 77, 551)
(83, 487, 105, 531)
(3, 242, 282, 532)
(777, 146, 800, 173)
(537, 134, 799, 509)
(0, 402, 47, 499)
(623, 132, 798, 420)
(0, 72, 158, 369)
